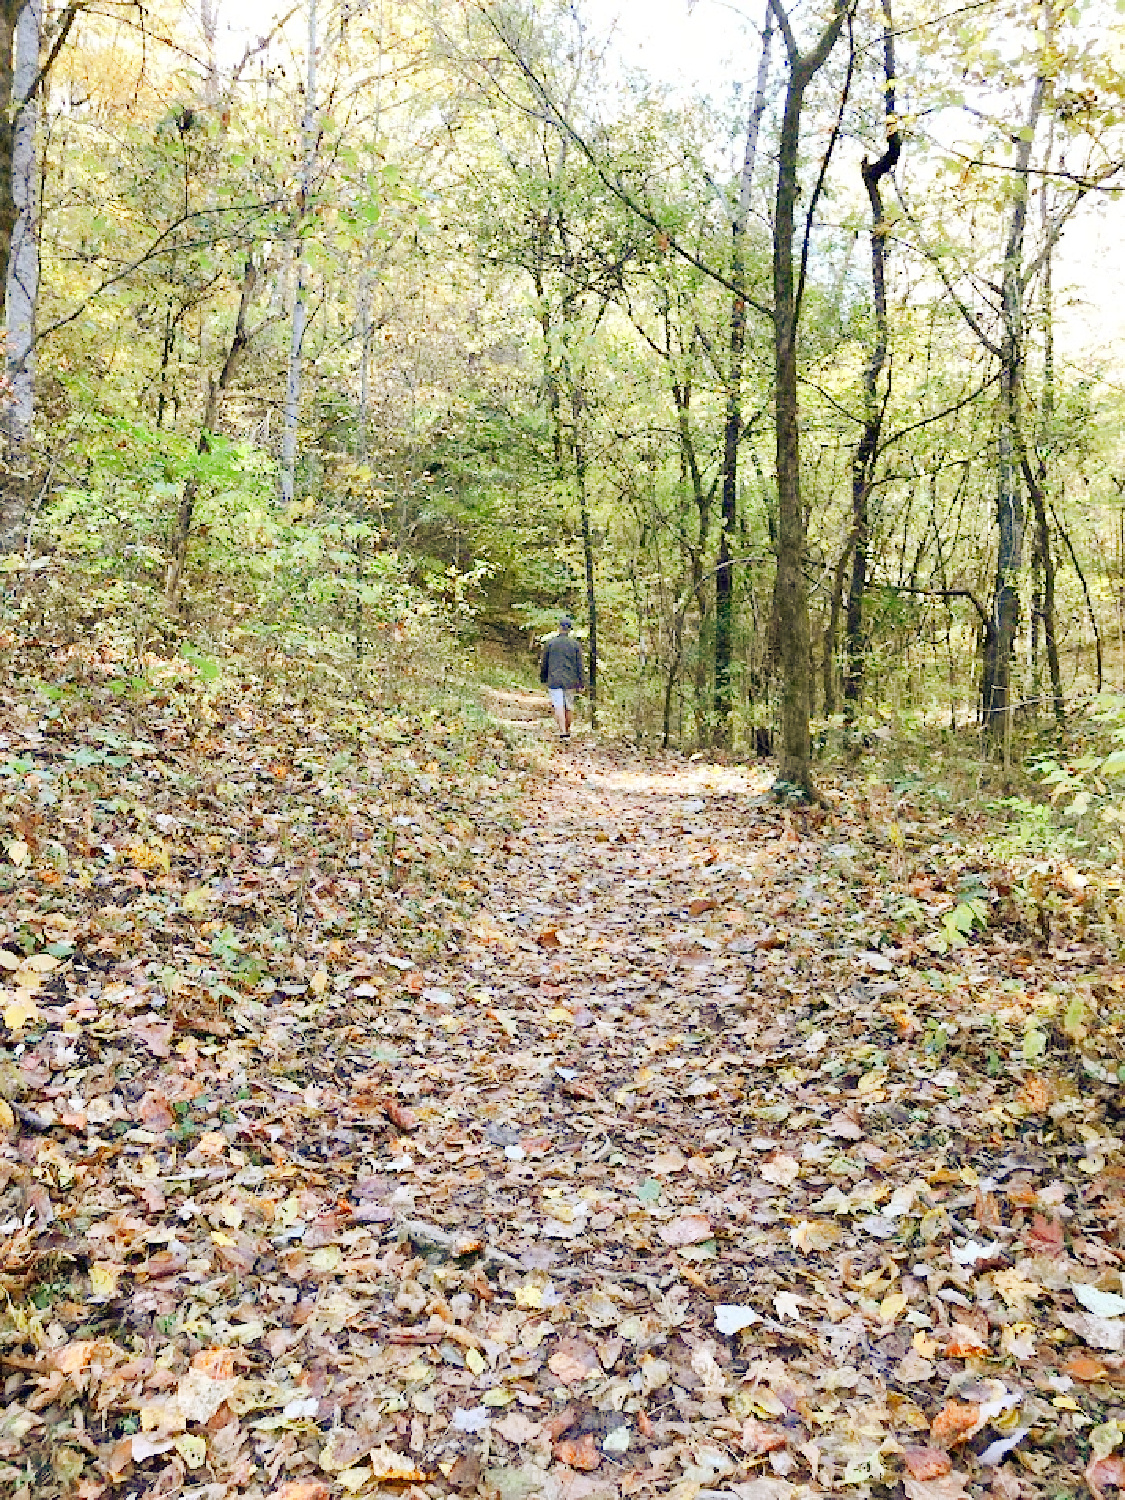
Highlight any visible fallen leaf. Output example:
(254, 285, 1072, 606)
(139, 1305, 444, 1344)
(930, 1402, 983, 1448)
(902, 1448, 953, 1480)
(903, 1473, 971, 1500)
(659, 1213, 713, 1247)
(1089, 1458, 1125, 1498)
(555, 1433, 601, 1471)
(548, 1339, 600, 1385)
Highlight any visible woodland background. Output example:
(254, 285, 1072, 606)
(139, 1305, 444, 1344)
(0, 0, 1123, 796)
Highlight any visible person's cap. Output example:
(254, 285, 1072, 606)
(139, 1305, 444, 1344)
(558, 617, 572, 631)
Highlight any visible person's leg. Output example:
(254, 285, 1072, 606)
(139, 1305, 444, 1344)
(548, 688, 568, 737)
(563, 690, 575, 737)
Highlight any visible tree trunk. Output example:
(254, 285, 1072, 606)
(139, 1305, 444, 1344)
(714, 13, 772, 743)
(572, 380, 597, 727)
(842, 0, 899, 718)
(280, 0, 318, 507)
(770, 0, 850, 795)
(165, 258, 258, 605)
(982, 75, 1044, 741)
(4, 0, 40, 456)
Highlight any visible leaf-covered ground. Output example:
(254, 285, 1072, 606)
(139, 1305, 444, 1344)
(3, 668, 1125, 1500)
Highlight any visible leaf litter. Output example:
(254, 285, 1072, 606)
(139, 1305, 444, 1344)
(0, 659, 1124, 1500)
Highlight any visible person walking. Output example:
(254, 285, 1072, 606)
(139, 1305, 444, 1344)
(539, 617, 586, 740)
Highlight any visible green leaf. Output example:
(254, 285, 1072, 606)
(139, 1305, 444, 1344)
(1023, 1028, 1048, 1062)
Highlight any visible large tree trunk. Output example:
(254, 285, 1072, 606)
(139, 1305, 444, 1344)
(714, 13, 772, 744)
(4, 0, 40, 457)
(770, 0, 850, 795)
(982, 75, 1044, 741)
(842, 0, 900, 718)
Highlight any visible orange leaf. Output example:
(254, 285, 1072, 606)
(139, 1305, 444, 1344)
(384, 1100, 418, 1132)
(929, 1402, 982, 1449)
(903, 1447, 953, 1480)
(270, 1485, 330, 1500)
(555, 1433, 601, 1471)
(1067, 1354, 1110, 1382)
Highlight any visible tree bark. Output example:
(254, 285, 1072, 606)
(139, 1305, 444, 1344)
(770, 0, 851, 795)
(842, 0, 900, 717)
(4, 0, 40, 456)
(280, 0, 318, 507)
(982, 74, 1044, 740)
(714, 13, 772, 743)
(572, 380, 597, 726)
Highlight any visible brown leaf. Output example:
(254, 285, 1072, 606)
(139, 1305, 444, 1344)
(543, 1407, 578, 1442)
(448, 1450, 482, 1491)
(561, 1079, 597, 1101)
(903, 1447, 954, 1480)
(827, 1111, 863, 1141)
(536, 927, 561, 949)
(658, 1213, 712, 1247)
(688, 898, 716, 917)
(555, 1433, 601, 1472)
(929, 1402, 982, 1449)
(548, 1339, 601, 1385)
(903, 1473, 971, 1500)
(1088, 1457, 1125, 1498)
(1066, 1354, 1110, 1382)
(384, 1100, 418, 1132)
(1024, 1213, 1065, 1255)
(740, 1418, 787, 1455)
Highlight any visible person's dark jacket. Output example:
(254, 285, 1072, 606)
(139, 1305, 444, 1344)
(539, 634, 586, 690)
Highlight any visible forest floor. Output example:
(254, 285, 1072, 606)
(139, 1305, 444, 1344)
(2, 661, 1125, 1500)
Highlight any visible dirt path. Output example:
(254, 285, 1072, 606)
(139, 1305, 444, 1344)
(2, 727, 1121, 1500)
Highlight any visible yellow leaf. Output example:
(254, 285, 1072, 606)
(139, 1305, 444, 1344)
(174, 1434, 207, 1470)
(182, 887, 214, 916)
(24, 952, 59, 972)
(3, 995, 39, 1032)
(546, 1007, 572, 1023)
(465, 1347, 487, 1375)
(992, 1269, 1043, 1308)
(0, 1099, 14, 1131)
(309, 1246, 341, 1272)
(879, 1292, 907, 1324)
(913, 1329, 938, 1360)
(7, 839, 29, 867)
(211, 1230, 237, 1248)
(90, 1263, 121, 1298)
(0, 949, 18, 970)
(481, 1387, 516, 1407)
(309, 968, 330, 996)
(515, 1281, 544, 1310)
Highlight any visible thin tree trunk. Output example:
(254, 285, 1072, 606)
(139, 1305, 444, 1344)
(769, 0, 851, 795)
(1051, 498, 1103, 693)
(572, 380, 597, 727)
(842, 0, 900, 717)
(165, 258, 258, 605)
(714, 12, 772, 743)
(280, 0, 318, 506)
(982, 74, 1044, 740)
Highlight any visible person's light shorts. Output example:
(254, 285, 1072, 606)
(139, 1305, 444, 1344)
(548, 688, 575, 711)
